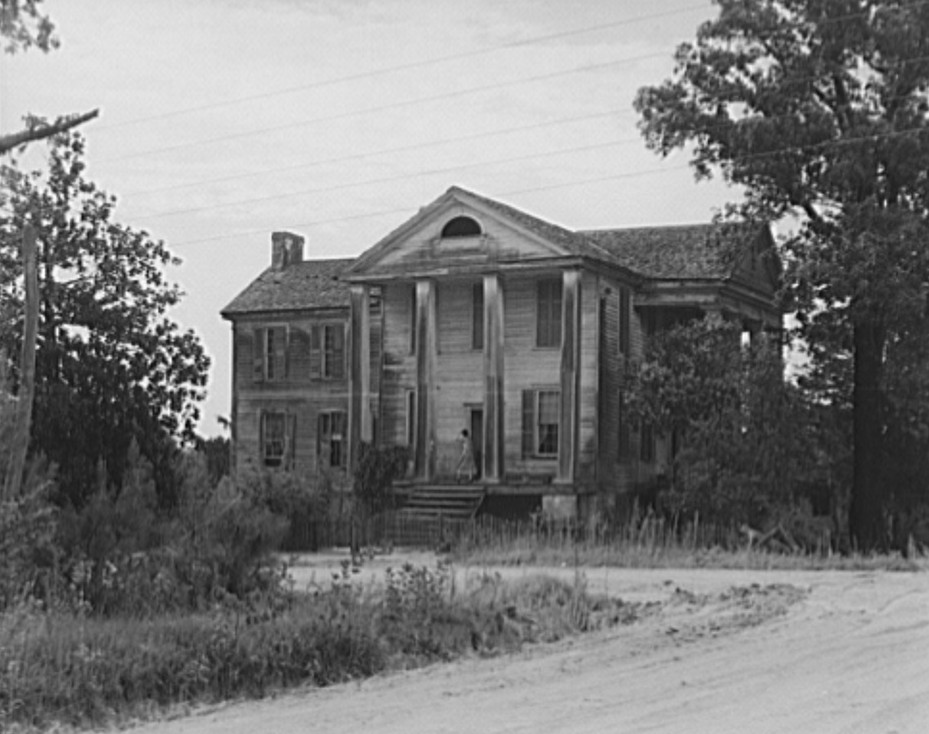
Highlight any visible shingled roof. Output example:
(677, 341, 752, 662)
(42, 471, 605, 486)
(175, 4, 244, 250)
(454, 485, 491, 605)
(222, 190, 769, 317)
(221, 258, 354, 316)
(581, 222, 763, 279)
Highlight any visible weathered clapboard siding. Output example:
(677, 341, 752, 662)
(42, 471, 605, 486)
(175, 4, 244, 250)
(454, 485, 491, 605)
(233, 312, 350, 475)
(502, 276, 561, 476)
(576, 270, 599, 484)
(593, 272, 652, 494)
(379, 282, 417, 447)
(433, 280, 484, 474)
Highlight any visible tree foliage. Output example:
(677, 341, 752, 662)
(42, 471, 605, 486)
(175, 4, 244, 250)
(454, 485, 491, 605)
(627, 318, 839, 542)
(0, 133, 210, 507)
(0, 0, 56, 54)
(635, 0, 929, 549)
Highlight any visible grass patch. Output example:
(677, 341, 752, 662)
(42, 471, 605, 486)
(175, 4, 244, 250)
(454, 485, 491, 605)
(0, 562, 638, 731)
(448, 518, 925, 572)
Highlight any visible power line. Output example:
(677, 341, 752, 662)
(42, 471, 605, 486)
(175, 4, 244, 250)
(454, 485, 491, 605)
(134, 137, 640, 220)
(121, 108, 631, 199)
(98, 54, 664, 163)
(93, 3, 710, 132)
(163, 164, 689, 249)
(4, 106, 929, 236)
(90, 0, 929, 136)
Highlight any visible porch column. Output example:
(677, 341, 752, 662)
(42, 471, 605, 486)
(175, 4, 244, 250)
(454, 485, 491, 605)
(347, 284, 371, 470)
(482, 274, 505, 483)
(414, 279, 437, 480)
(558, 270, 581, 483)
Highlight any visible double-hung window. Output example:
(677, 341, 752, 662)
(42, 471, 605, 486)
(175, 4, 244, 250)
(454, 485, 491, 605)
(261, 411, 294, 469)
(309, 323, 345, 379)
(318, 410, 347, 469)
(253, 326, 287, 382)
(522, 388, 560, 458)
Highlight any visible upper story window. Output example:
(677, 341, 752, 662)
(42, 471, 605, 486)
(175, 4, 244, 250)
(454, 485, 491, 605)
(309, 323, 345, 380)
(441, 216, 481, 238)
(536, 278, 562, 348)
(253, 326, 288, 382)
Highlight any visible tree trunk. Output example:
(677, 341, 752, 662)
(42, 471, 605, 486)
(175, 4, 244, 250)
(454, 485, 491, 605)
(3, 225, 38, 501)
(849, 320, 886, 551)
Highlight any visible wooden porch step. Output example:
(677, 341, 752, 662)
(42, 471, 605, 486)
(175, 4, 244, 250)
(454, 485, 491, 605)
(400, 485, 485, 520)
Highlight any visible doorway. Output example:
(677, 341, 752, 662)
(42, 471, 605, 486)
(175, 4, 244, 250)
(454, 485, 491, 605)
(469, 407, 483, 480)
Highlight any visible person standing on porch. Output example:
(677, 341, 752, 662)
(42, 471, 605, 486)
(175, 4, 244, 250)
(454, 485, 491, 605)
(455, 429, 476, 482)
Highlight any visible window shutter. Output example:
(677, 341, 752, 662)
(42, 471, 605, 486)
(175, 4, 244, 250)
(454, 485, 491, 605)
(273, 327, 287, 380)
(332, 325, 345, 379)
(309, 325, 322, 379)
(316, 412, 324, 470)
(521, 389, 534, 458)
(284, 326, 291, 379)
(253, 328, 265, 381)
(258, 410, 265, 463)
(285, 413, 297, 470)
(619, 287, 631, 356)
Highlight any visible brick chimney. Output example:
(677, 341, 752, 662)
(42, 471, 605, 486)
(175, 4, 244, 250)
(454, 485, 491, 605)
(271, 231, 304, 270)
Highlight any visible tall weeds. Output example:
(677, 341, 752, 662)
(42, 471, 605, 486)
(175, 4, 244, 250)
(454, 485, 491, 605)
(0, 562, 636, 731)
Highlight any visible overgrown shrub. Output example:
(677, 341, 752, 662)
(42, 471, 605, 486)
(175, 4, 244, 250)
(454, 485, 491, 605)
(354, 443, 409, 515)
(0, 564, 630, 730)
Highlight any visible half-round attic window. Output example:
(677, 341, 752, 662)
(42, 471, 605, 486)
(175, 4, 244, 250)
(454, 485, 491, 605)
(441, 216, 482, 238)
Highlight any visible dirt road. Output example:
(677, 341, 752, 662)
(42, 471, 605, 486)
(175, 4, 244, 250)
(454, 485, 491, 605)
(130, 557, 929, 734)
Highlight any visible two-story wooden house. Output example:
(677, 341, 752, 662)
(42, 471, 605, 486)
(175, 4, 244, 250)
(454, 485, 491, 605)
(222, 187, 780, 522)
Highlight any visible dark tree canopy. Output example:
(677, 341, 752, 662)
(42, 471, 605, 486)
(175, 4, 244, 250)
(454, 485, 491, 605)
(0, 133, 210, 506)
(0, 0, 57, 53)
(635, 0, 929, 550)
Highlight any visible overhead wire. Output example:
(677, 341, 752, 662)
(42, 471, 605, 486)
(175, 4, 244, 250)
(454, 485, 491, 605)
(92, 2, 710, 132)
(3, 119, 929, 244)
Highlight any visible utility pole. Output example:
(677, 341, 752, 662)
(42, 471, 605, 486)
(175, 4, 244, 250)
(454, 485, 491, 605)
(4, 224, 38, 500)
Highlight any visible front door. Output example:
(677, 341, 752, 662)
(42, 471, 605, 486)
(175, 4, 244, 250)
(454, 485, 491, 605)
(470, 408, 483, 480)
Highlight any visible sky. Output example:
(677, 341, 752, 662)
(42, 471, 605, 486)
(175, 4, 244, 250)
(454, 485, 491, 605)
(0, 0, 744, 437)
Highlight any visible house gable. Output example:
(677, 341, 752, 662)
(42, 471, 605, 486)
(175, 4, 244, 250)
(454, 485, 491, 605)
(345, 187, 594, 280)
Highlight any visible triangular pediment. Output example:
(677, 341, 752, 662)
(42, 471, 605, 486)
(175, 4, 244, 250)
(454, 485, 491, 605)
(345, 187, 585, 279)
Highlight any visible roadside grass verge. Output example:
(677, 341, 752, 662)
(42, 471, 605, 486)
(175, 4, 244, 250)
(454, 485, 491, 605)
(0, 562, 638, 732)
(447, 517, 925, 572)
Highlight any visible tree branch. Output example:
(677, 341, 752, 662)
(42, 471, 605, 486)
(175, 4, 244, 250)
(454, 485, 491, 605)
(0, 108, 99, 155)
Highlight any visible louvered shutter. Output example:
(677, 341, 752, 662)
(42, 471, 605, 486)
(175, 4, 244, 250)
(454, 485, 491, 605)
(332, 325, 345, 379)
(253, 328, 265, 381)
(285, 413, 297, 470)
(283, 326, 291, 379)
(309, 325, 322, 379)
(273, 327, 287, 380)
(521, 390, 534, 458)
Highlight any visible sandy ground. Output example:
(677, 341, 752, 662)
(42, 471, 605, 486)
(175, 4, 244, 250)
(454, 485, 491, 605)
(128, 552, 929, 734)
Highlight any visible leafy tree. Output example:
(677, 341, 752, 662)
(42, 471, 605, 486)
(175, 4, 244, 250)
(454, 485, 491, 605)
(0, 1, 97, 154)
(354, 443, 410, 515)
(635, 0, 929, 550)
(195, 433, 231, 486)
(0, 0, 56, 54)
(0, 133, 210, 507)
(628, 318, 828, 535)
